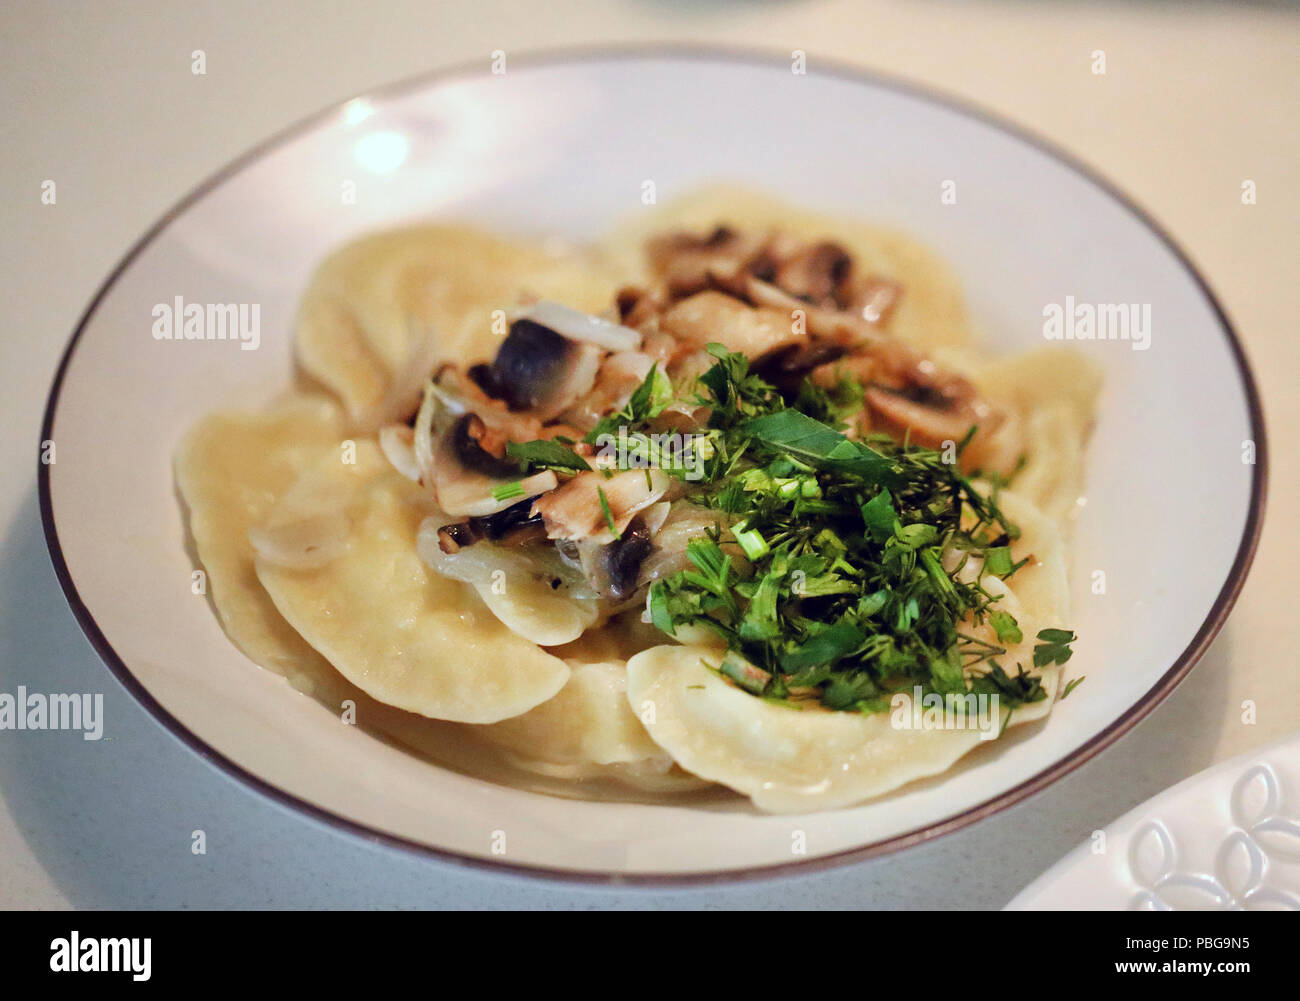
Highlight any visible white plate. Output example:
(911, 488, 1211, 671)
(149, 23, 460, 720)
(40, 49, 1266, 881)
(1008, 731, 1300, 909)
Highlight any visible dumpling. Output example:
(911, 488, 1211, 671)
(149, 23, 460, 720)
(625, 489, 1067, 813)
(174, 393, 350, 686)
(253, 441, 570, 723)
(465, 661, 671, 768)
(970, 346, 1102, 522)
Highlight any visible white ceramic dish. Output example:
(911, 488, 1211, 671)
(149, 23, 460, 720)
(40, 49, 1265, 881)
(1008, 731, 1300, 910)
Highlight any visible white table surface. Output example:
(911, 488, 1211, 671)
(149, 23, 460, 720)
(1, 0, 1295, 909)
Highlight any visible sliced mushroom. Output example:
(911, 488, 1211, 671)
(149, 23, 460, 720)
(647, 226, 771, 299)
(753, 341, 849, 398)
(633, 501, 739, 588)
(517, 300, 641, 353)
(436, 498, 549, 553)
(449, 413, 521, 478)
(661, 291, 808, 360)
(861, 347, 1004, 459)
(595, 516, 655, 601)
(615, 285, 666, 329)
(843, 275, 902, 327)
(531, 468, 670, 542)
(476, 318, 603, 419)
(772, 240, 852, 309)
(559, 350, 658, 430)
(863, 384, 994, 451)
(714, 273, 879, 347)
(428, 407, 558, 518)
(431, 365, 544, 441)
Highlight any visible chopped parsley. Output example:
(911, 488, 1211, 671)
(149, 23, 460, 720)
(641, 345, 1070, 714)
(596, 484, 620, 539)
(506, 438, 592, 473)
(1033, 628, 1077, 668)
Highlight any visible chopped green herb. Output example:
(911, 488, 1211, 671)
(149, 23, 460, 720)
(731, 520, 771, 561)
(984, 546, 1014, 578)
(596, 485, 619, 539)
(506, 438, 591, 473)
(592, 347, 1073, 715)
(1033, 628, 1077, 668)
(989, 611, 1023, 645)
(490, 481, 525, 502)
(717, 651, 770, 694)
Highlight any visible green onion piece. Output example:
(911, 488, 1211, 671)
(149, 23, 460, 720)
(730, 520, 770, 561)
(989, 611, 1023, 644)
(648, 581, 675, 636)
(491, 481, 525, 503)
(718, 651, 770, 694)
(860, 488, 896, 539)
(984, 546, 1014, 577)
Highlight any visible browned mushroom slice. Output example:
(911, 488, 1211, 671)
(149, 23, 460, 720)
(449, 413, 520, 478)
(432, 365, 545, 442)
(421, 398, 557, 518)
(531, 469, 670, 542)
(589, 516, 655, 601)
(752, 341, 849, 398)
(647, 226, 771, 299)
(615, 285, 666, 329)
(772, 240, 853, 309)
(436, 499, 549, 554)
(661, 290, 808, 360)
(863, 385, 988, 450)
(729, 275, 878, 346)
(560, 350, 659, 429)
(863, 357, 1005, 464)
(430, 421, 558, 518)
(842, 275, 903, 326)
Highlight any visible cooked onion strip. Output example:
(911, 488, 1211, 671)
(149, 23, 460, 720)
(520, 299, 642, 353)
(378, 424, 421, 482)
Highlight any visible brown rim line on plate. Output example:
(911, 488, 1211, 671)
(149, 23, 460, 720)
(37, 45, 1268, 886)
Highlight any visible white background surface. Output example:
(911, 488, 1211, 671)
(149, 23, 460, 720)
(1, 0, 1295, 909)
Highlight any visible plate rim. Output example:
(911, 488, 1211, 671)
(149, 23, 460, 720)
(37, 43, 1269, 887)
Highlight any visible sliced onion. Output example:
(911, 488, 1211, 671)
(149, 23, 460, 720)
(520, 300, 642, 353)
(641, 500, 672, 537)
(378, 424, 421, 482)
(532, 468, 668, 542)
(636, 502, 740, 586)
(433, 468, 559, 519)
(412, 380, 439, 488)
